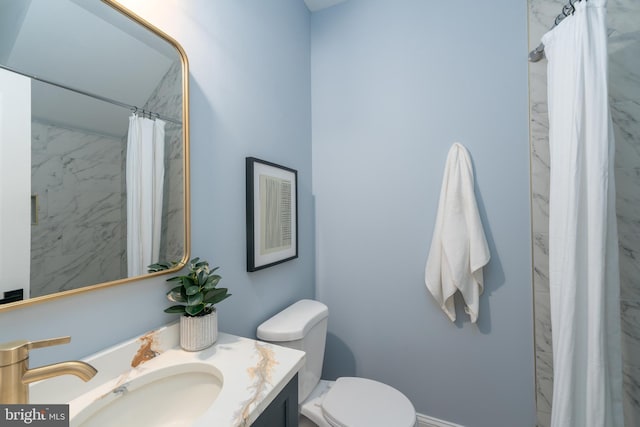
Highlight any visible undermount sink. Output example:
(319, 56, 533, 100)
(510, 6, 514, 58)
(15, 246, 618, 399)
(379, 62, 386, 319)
(73, 363, 223, 427)
(29, 324, 305, 426)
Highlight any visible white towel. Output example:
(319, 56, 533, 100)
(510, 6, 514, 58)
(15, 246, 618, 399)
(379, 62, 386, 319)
(425, 143, 490, 323)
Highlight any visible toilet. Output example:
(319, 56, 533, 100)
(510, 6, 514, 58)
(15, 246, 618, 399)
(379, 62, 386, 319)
(257, 299, 416, 427)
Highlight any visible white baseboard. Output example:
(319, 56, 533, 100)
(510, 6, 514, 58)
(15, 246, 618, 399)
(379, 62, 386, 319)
(417, 412, 464, 427)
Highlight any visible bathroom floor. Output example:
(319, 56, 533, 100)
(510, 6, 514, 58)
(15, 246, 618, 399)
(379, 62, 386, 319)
(299, 415, 316, 427)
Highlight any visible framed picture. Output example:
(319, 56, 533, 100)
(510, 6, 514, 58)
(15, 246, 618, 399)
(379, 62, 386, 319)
(246, 157, 298, 272)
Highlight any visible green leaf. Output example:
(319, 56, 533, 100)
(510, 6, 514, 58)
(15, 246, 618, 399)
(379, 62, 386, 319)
(164, 305, 187, 314)
(148, 261, 173, 272)
(204, 289, 231, 305)
(214, 293, 232, 305)
(188, 292, 204, 306)
(194, 261, 208, 269)
(203, 275, 221, 290)
(166, 287, 186, 303)
(185, 285, 200, 296)
(185, 303, 205, 316)
(189, 257, 201, 269)
(204, 287, 226, 299)
(169, 285, 183, 293)
(197, 270, 206, 286)
(166, 276, 194, 289)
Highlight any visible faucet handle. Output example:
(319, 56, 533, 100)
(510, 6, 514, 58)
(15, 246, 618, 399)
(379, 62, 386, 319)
(0, 336, 71, 366)
(27, 336, 71, 350)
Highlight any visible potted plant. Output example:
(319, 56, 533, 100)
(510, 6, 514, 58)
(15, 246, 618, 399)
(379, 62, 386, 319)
(149, 257, 231, 351)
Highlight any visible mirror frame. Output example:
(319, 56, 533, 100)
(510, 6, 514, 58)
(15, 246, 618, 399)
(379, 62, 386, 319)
(0, 0, 190, 313)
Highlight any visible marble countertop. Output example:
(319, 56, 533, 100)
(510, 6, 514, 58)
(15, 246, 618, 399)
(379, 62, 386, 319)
(30, 323, 305, 426)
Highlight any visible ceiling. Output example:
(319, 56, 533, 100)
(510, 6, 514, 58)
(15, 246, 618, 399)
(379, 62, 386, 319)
(0, 0, 349, 137)
(304, 0, 348, 12)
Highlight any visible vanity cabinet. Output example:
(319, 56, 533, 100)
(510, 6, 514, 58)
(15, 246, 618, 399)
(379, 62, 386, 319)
(253, 374, 298, 427)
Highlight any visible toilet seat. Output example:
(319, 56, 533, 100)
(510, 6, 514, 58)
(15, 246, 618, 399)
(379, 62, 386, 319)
(321, 377, 416, 427)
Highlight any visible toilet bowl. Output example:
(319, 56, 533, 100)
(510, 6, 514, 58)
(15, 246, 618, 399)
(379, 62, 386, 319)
(257, 299, 416, 427)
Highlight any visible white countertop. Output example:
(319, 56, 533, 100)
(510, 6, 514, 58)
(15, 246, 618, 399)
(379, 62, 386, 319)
(30, 323, 305, 426)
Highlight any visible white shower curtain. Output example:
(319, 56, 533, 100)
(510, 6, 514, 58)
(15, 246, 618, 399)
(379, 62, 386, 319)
(542, 1, 623, 426)
(126, 114, 165, 277)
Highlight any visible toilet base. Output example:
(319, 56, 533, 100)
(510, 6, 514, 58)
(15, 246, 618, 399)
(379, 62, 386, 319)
(299, 379, 334, 427)
(299, 414, 319, 427)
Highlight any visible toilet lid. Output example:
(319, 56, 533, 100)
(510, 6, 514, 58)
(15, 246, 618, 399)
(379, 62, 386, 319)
(321, 377, 416, 427)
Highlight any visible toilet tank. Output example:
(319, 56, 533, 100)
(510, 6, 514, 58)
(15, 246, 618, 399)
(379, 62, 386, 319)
(257, 299, 329, 402)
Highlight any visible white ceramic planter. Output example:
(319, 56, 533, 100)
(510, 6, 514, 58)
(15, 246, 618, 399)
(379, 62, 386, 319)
(180, 309, 218, 351)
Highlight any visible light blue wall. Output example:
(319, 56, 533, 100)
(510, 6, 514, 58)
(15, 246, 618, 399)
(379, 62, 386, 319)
(176, 0, 314, 338)
(1, 2, 536, 425)
(311, 1, 535, 426)
(0, 0, 314, 366)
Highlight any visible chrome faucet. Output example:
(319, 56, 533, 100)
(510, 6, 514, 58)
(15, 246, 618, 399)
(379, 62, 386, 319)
(0, 336, 97, 404)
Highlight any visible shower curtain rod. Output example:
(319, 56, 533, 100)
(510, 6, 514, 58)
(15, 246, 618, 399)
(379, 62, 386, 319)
(529, 0, 587, 62)
(0, 63, 182, 125)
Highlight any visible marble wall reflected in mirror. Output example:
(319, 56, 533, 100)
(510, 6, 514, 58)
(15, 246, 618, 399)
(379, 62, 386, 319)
(0, 0, 189, 309)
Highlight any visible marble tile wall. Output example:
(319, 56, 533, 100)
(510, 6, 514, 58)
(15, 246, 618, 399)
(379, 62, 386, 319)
(528, 0, 640, 425)
(29, 61, 183, 297)
(142, 60, 184, 264)
(30, 121, 126, 297)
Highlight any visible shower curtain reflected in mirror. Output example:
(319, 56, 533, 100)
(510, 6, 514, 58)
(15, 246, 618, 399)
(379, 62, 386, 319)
(126, 114, 165, 277)
(543, 1, 623, 425)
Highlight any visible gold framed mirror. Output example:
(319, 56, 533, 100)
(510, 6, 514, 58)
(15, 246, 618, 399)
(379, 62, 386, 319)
(0, 0, 190, 312)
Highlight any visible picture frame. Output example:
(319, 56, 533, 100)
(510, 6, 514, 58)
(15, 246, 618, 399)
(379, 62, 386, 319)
(246, 157, 298, 272)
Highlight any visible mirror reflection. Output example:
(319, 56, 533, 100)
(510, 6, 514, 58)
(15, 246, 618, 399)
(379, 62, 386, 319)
(0, 0, 187, 306)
